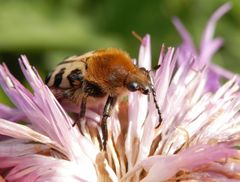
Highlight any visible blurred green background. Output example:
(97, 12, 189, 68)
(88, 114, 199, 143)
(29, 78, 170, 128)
(0, 0, 239, 104)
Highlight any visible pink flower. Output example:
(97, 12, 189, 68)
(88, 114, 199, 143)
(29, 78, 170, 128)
(173, 2, 240, 92)
(0, 3, 240, 182)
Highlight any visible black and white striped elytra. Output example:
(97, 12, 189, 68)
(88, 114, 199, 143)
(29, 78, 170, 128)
(46, 55, 88, 89)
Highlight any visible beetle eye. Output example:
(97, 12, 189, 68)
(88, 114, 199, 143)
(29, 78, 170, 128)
(127, 82, 139, 92)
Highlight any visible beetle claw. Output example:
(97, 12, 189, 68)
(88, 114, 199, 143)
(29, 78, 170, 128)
(72, 118, 86, 136)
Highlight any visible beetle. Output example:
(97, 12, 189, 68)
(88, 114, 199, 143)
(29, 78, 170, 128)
(45, 48, 162, 150)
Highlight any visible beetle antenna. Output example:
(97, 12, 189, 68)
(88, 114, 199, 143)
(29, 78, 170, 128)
(151, 86, 162, 128)
(152, 64, 161, 71)
(149, 74, 162, 128)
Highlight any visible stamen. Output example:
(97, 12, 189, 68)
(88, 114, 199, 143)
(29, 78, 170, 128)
(132, 31, 143, 42)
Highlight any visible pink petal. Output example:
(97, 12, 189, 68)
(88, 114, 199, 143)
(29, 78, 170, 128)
(126, 34, 152, 169)
(122, 144, 238, 181)
(0, 58, 98, 163)
(200, 2, 232, 53)
(172, 17, 197, 56)
(0, 118, 66, 156)
(138, 34, 151, 69)
(0, 139, 49, 157)
(1, 155, 97, 182)
(0, 104, 25, 122)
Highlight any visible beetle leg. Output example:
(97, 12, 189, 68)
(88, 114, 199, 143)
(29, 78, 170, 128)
(101, 95, 117, 151)
(72, 94, 88, 135)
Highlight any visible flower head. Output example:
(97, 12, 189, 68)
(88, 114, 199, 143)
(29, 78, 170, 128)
(0, 3, 240, 182)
